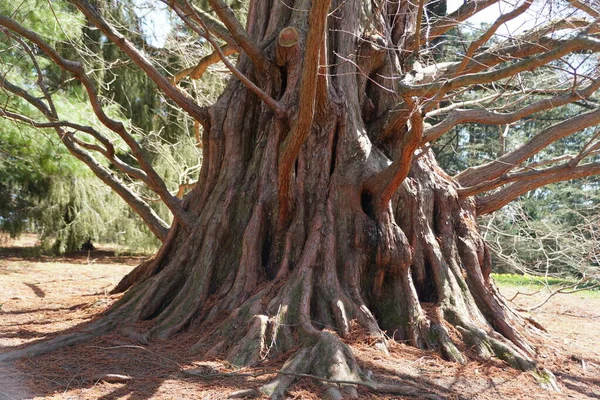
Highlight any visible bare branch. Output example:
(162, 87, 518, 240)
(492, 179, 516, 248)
(400, 34, 600, 99)
(168, 0, 236, 44)
(172, 6, 285, 117)
(568, 0, 600, 18)
(405, 0, 501, 50)
(521, 281, 600, 312)
(206, 0, 273, 72)
(476, 162, 600, 215)
(423, 76, 600, 143)
(412, 0, 426, 56)
(172, 44, 237, 84)
(454, 0, 533, 76)
(456, 107, 600, 187)
(439, 19, 599, 79)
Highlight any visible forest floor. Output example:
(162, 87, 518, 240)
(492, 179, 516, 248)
(0, 235, 599, 399)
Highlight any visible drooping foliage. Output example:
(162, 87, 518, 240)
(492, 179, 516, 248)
(0, 0, 224, 252)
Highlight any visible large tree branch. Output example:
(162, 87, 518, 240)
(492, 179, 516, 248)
(0, 80, 169, 240)
(423, 76, 600, 143)
(405, 0, 500, 50)
(476, 162, 600, 215)
(0, 14, 192, 229)
(364, 100, 424, 207)
(70, 0, 208, 125)
(443, 18, 596, 78)
(568, 0, 600, 18)
(458, 152, 596, 197)
(456, 107, 600, 187)
(400, 34, 600, 99)
(172, 6, 285, 117)
(411, 0, 426, 56)
(172, 44, 237, 84)
(277, 0, 331, 223)
(206, 0, 273, 72)
(169, 0, 236, 44)
(454, 0, 533, 76)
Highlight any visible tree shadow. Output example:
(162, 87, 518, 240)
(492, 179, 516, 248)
(0, 245, 147, 266)
(23, 283, 45, 298)
(0, 329, 49, 339)
(2, 326, 597, 400)
(0, 330, 270, 400)
(354, 355, 468, 399)
(554, 371, 600, 398)
(0, 304, 89, 316)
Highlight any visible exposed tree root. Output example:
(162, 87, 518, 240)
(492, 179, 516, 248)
(111, 220, 181, 294)
(185, 333, 445, 400)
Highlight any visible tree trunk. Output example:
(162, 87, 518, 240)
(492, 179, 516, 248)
(0, 0, 541, 395)
(120, 0, 532, 370)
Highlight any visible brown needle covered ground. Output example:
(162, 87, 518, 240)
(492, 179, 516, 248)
(1, 236, 599, 399)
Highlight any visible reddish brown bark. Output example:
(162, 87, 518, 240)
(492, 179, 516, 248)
(3, 0, 600, 396)
(83, 0, 536, 379)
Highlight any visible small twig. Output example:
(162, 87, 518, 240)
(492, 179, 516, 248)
(519, 280, 600, 312)
(509, 286, 546, 301)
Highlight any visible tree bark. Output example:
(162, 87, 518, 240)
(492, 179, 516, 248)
(104, 0, 534, 377)
(1, 0, 566, 396)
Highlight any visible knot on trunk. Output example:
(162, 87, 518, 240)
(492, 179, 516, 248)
(276, 27, 300, 66)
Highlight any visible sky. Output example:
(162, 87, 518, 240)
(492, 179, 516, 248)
(134, 0, 172, 48)
(446, 0, 557, 38)
(137, 0, 580, 48)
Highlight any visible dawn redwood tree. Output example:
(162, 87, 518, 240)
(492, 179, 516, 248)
(2, 0, 600, 396)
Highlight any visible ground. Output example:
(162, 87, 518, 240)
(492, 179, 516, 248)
(0, 235, 599, 399)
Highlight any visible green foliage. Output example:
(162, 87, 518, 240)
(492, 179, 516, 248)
(0, 0, 83, 42)
(492, 273, 600, 298)
(0, 116, 161, 253)
(0, 0, 229, 253)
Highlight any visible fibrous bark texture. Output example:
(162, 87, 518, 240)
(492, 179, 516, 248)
(119, 0, 533, 380)
(0, 0, 551, 396)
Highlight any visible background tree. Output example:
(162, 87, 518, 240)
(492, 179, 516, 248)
(0, 0, 217, 252)
(432, 17, 600, 280)
(1, 0, 600, 397)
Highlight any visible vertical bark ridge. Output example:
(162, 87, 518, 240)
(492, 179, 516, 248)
(0, 1, 549, 389)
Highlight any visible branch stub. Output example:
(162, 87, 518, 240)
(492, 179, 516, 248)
(278, 27, 299, 48)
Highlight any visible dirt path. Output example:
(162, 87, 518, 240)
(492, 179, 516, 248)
(1, 243, 599, 399)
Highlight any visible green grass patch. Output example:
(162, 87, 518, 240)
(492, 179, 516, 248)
(492, 273, 600, 298)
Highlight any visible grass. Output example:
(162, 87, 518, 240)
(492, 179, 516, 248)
(492, 273, 600, 298)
